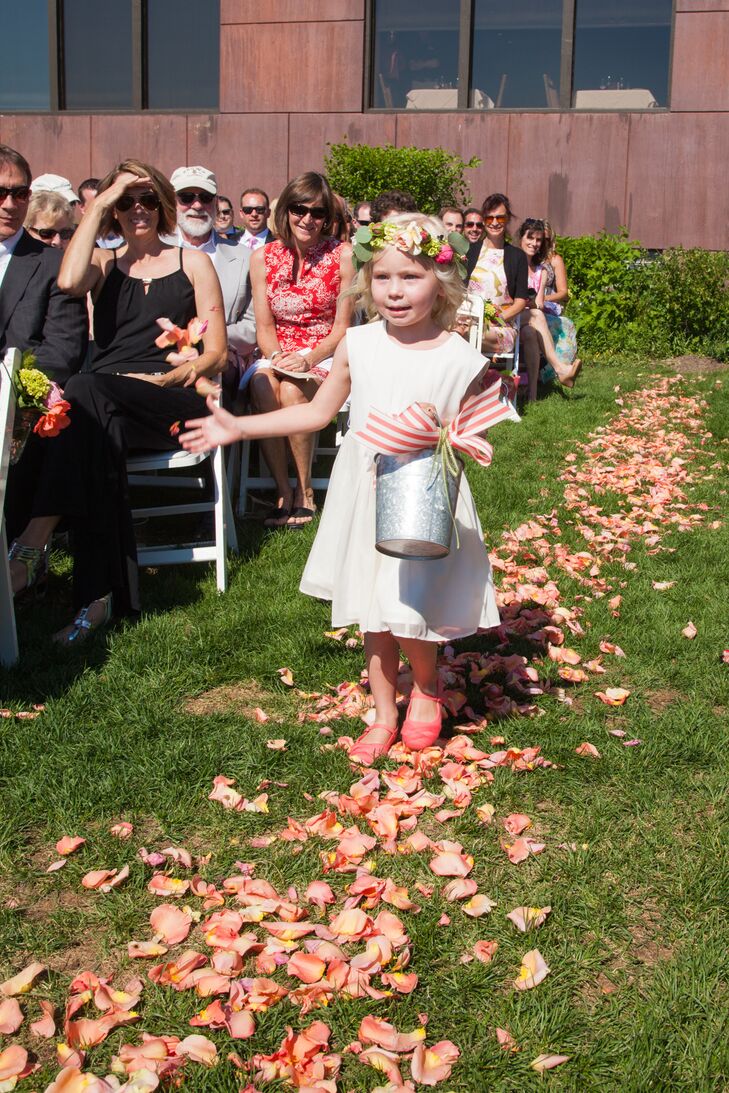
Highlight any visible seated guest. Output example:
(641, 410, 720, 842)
(464, 192, 532, 393)
(244, 172, 354, 528)
(515, 218, 581, 387)
(24, 191, 76, 250)
(1, 144, 88, 561)
(370, 189, 418, 222)
(8, 159, 226, 641)
(239, 188, 274, 249)
(463, 207, 485, 244)
(31, 173, 81, 221)
(352, 201, 371, 231)
(215, 195, 239, 238)
(332, 193, 352, 242)
(168, 165, 256, 394)
(77, 178, 100, 213)
(440, 206, 464, 233)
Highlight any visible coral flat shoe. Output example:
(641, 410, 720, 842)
(401, 692, 444, 751)
(348, 722, 399, 765)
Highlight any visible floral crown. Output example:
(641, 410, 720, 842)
(352, 220, 469, 276)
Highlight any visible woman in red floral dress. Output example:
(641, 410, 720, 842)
(247, 172, 354, 527)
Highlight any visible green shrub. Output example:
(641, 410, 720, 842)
(556, 232, 729, 361)
(642, 248, 729, 360)
(324, 140, 479, 215)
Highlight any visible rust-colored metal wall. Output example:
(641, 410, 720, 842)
(2, 1, 728, 249)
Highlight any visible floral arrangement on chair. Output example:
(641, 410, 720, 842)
(8, 353, 71, 463)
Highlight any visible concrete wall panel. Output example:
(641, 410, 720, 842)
(675, 1, 729, 10)
(221, 23, 363, 113)
(1, 115, 91, 188)
(394, 113, 511, 208)
(187, 113, 290, 206)
(625, 113, 729, 249)
(288, 113, 397, 180)
(671, 11, 729, 110)
(507, 113, 630, 236)
(222, 0, 363, 22)
(89, 115, 187, 180)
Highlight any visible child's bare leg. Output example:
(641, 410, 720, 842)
(399, 637, 439, 720)
(365, 630, 400, 728)
(349, 631, 401, 763)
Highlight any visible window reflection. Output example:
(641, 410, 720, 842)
(147, 0, 219, 109)
(573, 0, 672, 108)
(372, 0, 459, 109)
(0, 0, 50, 111)
(64, 0, 133, 109)
(471, 0, 563, 109)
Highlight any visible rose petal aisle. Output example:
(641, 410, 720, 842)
(1, 364, 727, 1091)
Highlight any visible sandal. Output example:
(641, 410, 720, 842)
(263, 508, 292, 528)
(8, 540, 49, 598)
(53, 593, 113, 647)
(349, 722, 399, 765)
(286, 506, 317, 529)
(401, 691, 444, 751)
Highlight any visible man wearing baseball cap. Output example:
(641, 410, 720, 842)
(167, 165, 256, 388)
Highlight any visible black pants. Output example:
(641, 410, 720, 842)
(31, 373, 208, 616)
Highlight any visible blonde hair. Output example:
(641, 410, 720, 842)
(543, 219, 558, 260)
(96, 159, 177, 237)
(351, 212, 466, 330)
(24, 191, 74, 228)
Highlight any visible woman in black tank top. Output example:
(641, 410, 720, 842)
(8, 160, 227, 642)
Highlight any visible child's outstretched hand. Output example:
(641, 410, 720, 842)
(179, 395, 243, 452)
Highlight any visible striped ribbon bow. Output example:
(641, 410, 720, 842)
(354, 379, 519, 467)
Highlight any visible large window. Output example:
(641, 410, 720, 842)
(0, 0, 219, 113)
(369, 0, 673, 111)
(573, 0, 672, 109)
(0, 0, 51, 112)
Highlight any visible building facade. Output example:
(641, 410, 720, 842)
(1, 0, 727, 249)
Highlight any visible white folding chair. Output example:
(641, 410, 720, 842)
(127, 436, 238, 594)
(462, 294, 521, 404)
(232, 407, 349, 518)
(0, 348, 21, 666)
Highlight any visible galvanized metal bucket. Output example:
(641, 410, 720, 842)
(375, 448, 463, 559)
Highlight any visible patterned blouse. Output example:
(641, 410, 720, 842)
(263, 237, 342, 353)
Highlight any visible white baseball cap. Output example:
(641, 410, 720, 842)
(170, 166, 217, 195)
(31, 173, 80, 204)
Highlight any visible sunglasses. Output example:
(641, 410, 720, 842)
(0, 185, 31, 201)
(464, 220, 483, 228)
(176, 190, 215, 206)
(241, 204, 267, 214)
(289, 203, 327, 220)
(356, 218, 371, 226)
(217, 207, 233, 216)
(30, 226, 76, 241)
(116, 192, 160, 212)
(484, 214, 509, 224)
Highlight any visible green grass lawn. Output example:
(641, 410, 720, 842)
(1, 358, 728, 1091)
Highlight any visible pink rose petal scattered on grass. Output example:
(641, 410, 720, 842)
(531, 1053, 571, 1072)
(506, 906, 552, 932)
(575, 741, 601, 758)
(56, 835, 86, 855)
(0, 960, 46, 996)
(514, 949, 551, 990)
(595, 687, 631, 706)
(0, 996, 23, 1033)
(682, 620, 697, 639)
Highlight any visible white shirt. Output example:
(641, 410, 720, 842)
(240, 228, 269, 251)
(175, 228, 220, 272)
(0, 227, 25, 293)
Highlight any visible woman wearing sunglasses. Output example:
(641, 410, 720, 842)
(464, 192, 533, 394)
(8, 159, 226, 643)
(24, 191, 76, 250)
(244, 171, 354, 528)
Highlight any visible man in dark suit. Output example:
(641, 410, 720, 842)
(0, 144, 88, 555)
